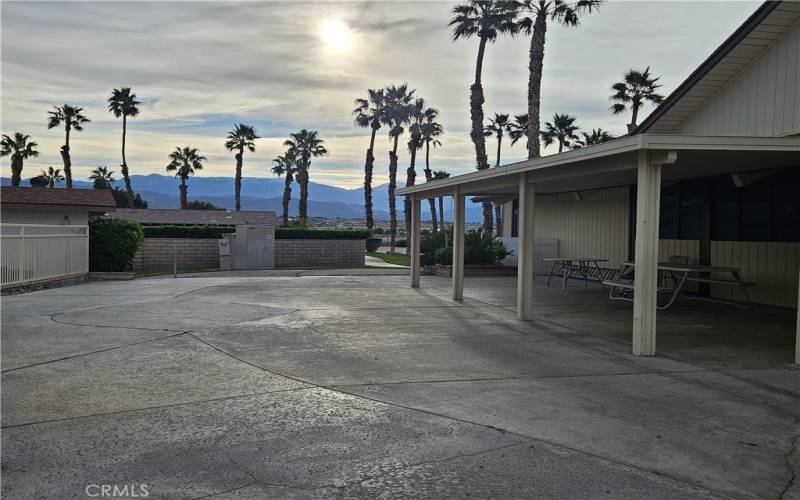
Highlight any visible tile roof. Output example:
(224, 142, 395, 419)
(0, 187, 117, 208)
(109, 208, 277, 226)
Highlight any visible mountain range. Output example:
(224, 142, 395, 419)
(2, 174, 486, 222)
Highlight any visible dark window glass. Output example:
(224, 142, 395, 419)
(659, 182, 680, 239)
(740, 176, 771, 241)
(679, 179, 707, 240)
(711, 176, 740, 241)
(772, 169, 800, 242)
(511, 199, 519, 237)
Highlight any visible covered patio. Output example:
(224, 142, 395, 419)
(398, 134, 800, 363)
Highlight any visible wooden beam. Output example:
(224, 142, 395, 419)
(452, 186, 465, 301)
(517, 173, 535, 320)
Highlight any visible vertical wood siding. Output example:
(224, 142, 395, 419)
(677, 20, 800, 137)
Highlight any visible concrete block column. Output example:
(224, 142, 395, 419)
(516, 172, 535, 320)
(452, 186, 465, 301)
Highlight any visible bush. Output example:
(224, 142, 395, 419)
(186, 200, 224, 210)
(282, 219, 310, 228)
(143, 225, 235, 239)
(371, 227, 385, 235)
(366, 238, 382, 252)
(395, 239, 407, 247)
(89, 218, 144, 272)
(423, 229, 509, 266)
(111, 187, 148, 208)
(276, 228, 371, 240)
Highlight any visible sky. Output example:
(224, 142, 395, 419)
(1, 0, 760, 189)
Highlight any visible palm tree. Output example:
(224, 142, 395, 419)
(283, 129, 327, 223)
(0, 133, 39, 186)
(518, 0, 601, 158)
(166, 146, 206, 209)
(421, 110, 444, 233)
(610, 67, 665, 132)
(353, 89, 385, 230)
(508, 113, 529, 146)
(450, 0, 518, 235)
(46, 104, 90, 189)
(89, 166, 116, 189)
(272, 151, 297, 227)
(107, 87, 141, 206)
(381, 83, 415, 251)
(224, 124, 259, 211)
(432, 170, 451, 228)
(484, 113, 512, 167)
(541, 113, 581, 153)
(580, 128, 615, 146)
(404, 98, 435, 253)
(40, 166, 64, 188)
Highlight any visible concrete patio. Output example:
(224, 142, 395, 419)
(1, 273, 797, 499)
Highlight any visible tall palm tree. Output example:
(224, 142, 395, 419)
(40, 166, 64, 188)
(224, 123, 259, 211)
(580, 128, 615, 146)
(405, 98, 436, 253)
(541, 113, 581, 153)
(508, 113, 528, 146)
(284, 129, 327, 223)
(46, 104, 90, 189)
(0, 133, 39, 187)
(610, 67, 665, 132)
(518, 0, 601, 158)
(421, 110, 444, 233)
(484, 113, 512, 167)
(107, 87, 140, 206)
(272, 151, 297, 227)
(381, 83, 415, 251)
(432, 170, 451, 228)
(89, 166, 116, 189)
(450, 0, 518, 235)
(353, 89, 385, 230)
(166, 146, 206, 209)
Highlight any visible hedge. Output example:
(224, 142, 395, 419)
(89, 219, 144, 272)
(141, 225, 370, 240)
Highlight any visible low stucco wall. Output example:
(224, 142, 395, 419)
(134, 238, 220, 272)
(275, 239, 365, 268)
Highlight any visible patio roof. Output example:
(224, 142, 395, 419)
(396, 134, 800, 198)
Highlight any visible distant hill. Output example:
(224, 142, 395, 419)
(2, 174, 485, 222)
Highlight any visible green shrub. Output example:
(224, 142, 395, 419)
(142, 225, 235, 239)
(282, 219, 310, 228)
(366, 238, 382, 252)
(89, 218, 144, 272)
(276, 228, 370, 240)
(423, 229, 509, 266)
(395, 239, 407, 247)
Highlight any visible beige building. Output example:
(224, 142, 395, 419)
(398, 1, 800, 361)
(0, 187, 116, 225)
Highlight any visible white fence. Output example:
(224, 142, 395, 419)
(1, 224, 89, 286)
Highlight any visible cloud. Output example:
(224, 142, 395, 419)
(1, 0, 759, 188)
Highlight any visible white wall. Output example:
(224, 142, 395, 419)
(1, 205, 90, 225)
(677, 20, 800, 137)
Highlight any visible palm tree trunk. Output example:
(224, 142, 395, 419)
(281, 171, 292, 227)
(121, 114, 135, 206)
(423, 142, 438, 233)
(179, 177, 188, 209)
(10, 158, 22, 187)
(526, 11, 548, 160)
(439, 196, 445, 227)
(404, 145, 418, 256)
(558, 140, 564, 154)
(234, 149, 243, 211)
(388, 136, 399, 253)
(471, 35, 493, 236)
(299, 163, 309, 223)
(496, 134, 502, 167)
(364, 127, 377, 230)
(62, 127, 72, 189)
(629, 102, 640, 133)
(495, 203, 502, 236)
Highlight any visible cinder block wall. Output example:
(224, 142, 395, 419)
(134, 238, 220, 272)
(275, 239, 365, 268)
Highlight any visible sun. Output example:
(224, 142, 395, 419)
(319, 19, 351, 51)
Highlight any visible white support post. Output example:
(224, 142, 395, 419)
(410, 195, 421, 288)
(632, 150, 666, 356)
(516, 173, 535, 320)
(452, 186, 465, 301)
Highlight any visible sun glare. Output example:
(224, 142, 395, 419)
(319, 19, 351, 51)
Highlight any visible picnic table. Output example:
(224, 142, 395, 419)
(603, 261, 755, 310)
(544, 257, 610, 291)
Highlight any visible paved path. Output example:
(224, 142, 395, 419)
(1, 275, 797, 499)
(364, 255, 408, 268)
